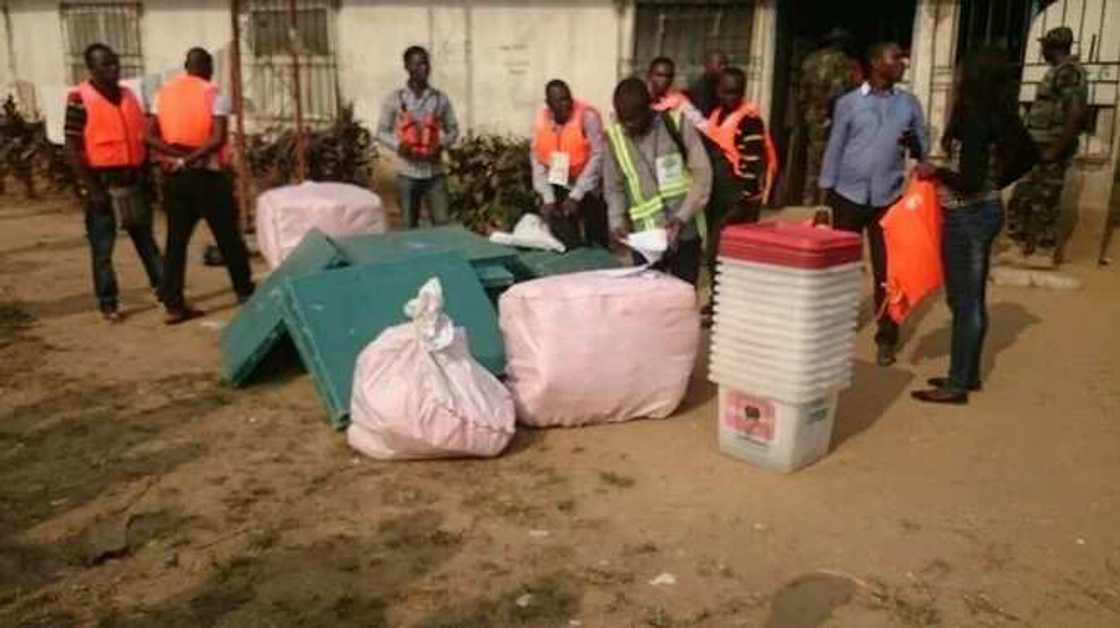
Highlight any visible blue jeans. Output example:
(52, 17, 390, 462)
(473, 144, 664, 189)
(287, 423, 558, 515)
(942, 199, 1004, 391)
(398, 174, 450, 228)
(85, 200, 163, 313)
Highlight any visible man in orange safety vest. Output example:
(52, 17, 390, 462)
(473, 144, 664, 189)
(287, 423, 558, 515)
(699, 67, 778, 323)
(530, 80, 608, 249)
(147, 48, 255, 325)
(64, 43, 163, 324)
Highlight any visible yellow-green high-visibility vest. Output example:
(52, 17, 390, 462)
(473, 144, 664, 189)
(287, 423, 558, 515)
(606, 118, 693, 232)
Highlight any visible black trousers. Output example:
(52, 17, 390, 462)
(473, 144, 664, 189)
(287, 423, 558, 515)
(827, 191, 899, 348)
(706, 156, 762, 278)
(547, 185, 610, 250)
(160, 170, 254, 309)
(634, 236, 702, 287)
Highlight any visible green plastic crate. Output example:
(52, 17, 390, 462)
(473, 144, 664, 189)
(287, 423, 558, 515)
(514, 247, 623, 279)
(474, 262, 516, 289)
(220, 229, 346, 386)
(333, 225, 518, 269)
(280, 252, 505, 429)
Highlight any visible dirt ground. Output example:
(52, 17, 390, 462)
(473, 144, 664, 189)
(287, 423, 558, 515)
(0, 189, 1118, 628)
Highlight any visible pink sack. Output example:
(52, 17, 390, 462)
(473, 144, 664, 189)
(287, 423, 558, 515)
(500, 269, 700, 427)
(348, 280, 516, 460)
(256, 181, 387, 269)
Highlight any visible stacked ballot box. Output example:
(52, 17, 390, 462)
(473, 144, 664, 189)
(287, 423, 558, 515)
(709, 222, 864, 473)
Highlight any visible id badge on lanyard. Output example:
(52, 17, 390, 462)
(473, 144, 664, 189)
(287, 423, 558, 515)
(548, 151, 571, 187)
(655, 153, 686, 189)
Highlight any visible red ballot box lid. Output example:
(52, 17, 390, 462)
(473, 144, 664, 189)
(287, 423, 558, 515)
(719, 222, 863, 269)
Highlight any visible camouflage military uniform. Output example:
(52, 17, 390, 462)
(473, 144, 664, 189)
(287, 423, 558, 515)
(800, 47, 856, 206)
(1007, 57, 1088, 255)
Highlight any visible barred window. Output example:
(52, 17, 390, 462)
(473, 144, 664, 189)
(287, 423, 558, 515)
(243, 0, 339, 125)
(61, 2, 143, 84)
(632, 0, 755, 84)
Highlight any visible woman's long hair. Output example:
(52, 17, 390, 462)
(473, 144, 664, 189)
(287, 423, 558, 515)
(941, 46, 1019, 153)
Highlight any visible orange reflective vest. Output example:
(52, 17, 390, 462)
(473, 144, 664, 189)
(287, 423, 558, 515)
(78, 81, 146, 168)
(533, 100, 598, 181)
(155, 74, 230, 169)
(705, 102, 779, 200)
(396, 92, 441, 159)
(879, 178, 943, 323)
(156, 74, 214, 148)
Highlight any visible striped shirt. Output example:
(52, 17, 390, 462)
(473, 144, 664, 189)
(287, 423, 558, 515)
(731, 114, 768, 198)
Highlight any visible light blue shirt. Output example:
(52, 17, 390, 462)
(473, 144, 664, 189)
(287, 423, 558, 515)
(819, 83, 929, 207)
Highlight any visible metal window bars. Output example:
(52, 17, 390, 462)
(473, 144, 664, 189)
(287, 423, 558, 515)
(60, 2, 143, 84)
(632, 1, 755, 85)
(239, 0, 340, 129)
(949, 0, 1118, 163)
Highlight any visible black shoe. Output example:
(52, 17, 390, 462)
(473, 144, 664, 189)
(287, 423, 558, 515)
(203, 245, 225, 267)
(236, 285, 256, 305)
(911, 388, 969, 405)
(927, 377, 982, 392)
(876, 344, 897, 367)
(164, 305, 205, 326)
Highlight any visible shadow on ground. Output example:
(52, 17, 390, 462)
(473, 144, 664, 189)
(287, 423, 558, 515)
(0, 302, 230, 620)
(832, 359, 914, 450)
(907, 302, 1042, 381)
(95, 508, 583, 628)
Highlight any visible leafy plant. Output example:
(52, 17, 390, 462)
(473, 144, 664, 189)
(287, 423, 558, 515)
(446, 134, 536, 235)
(245, 103, 377, 192)
(0, 96, 74, 198)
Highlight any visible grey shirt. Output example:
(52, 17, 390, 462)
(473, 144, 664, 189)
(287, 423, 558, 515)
(530, 107, 605, 203)
(603, 115, 712, 240)
(376, 85, 460, 180)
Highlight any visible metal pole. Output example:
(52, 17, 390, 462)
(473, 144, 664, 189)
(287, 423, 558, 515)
(288, 0, 307, 182)
(230, 0, 253, 233)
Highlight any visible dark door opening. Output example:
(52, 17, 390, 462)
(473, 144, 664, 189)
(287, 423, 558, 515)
(770, 0, 918, 207)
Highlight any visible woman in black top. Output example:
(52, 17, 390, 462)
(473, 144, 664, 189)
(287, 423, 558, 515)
(912, 48, 1037, 405)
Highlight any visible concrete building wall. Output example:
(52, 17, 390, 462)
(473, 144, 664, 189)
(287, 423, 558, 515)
(1, 0, 1113, 236)
(2, 0, 68, 123)
(2, 1, 629, 139)
(336, 1, 628, 137)
(5, 0, 67, 91)
(745, 0, 777, 124)
(1, 3, 14, 86)
(909, 0, 959, 157)
(140, 0, 231, 77)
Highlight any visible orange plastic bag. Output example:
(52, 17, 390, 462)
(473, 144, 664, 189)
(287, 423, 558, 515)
(879, 178, 943, 323)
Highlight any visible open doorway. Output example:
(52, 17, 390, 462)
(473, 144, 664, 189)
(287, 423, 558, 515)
(770, 0, 917, 207)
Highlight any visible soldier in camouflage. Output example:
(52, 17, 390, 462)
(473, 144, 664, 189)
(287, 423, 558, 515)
(799, 28, 860, 206)
(1008, 26, 1088, 260)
